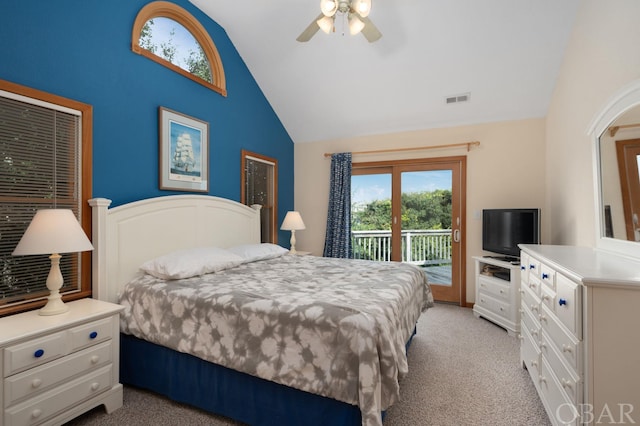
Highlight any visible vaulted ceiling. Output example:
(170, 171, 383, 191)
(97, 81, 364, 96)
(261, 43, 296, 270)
(190, 0, 580, 144)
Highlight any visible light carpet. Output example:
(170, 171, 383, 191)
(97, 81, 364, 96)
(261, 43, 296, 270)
(66, 303, 550, 425)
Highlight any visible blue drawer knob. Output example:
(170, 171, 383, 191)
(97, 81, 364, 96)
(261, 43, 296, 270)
(529, 264, 535, 269)
(34, 349, 44, 358)
(559, 298, 567, 306)
(521, 265, 525, 270)
(89, 331, 98, 339)
(542, 273, 549, 279)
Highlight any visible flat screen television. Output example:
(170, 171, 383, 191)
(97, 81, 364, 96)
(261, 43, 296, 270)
(482, 208, 540, 260)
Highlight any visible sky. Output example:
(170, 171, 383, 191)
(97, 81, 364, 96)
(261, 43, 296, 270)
(352, 170, 452, 204)
(147, 17, 199, 70)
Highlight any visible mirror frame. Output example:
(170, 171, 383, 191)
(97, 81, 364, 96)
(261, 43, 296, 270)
(588, 79, 640, 259)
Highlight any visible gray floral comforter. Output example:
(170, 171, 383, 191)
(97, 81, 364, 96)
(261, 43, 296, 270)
(118, 254, 434, 426)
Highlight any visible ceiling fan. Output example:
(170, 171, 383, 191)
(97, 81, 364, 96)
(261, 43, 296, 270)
(297, 0, 382, 43)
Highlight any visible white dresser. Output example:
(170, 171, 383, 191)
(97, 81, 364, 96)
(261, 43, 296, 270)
(519, 244, 640, 425)
(0, 298, 124, 426)
(473, 256, 522, 336)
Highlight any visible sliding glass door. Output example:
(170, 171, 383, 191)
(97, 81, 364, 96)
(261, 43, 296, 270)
(352, 157, 466, 304)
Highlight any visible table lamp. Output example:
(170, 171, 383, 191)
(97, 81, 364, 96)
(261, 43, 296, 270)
(12, 209, 94, 315)
(280, 211, 306, 254)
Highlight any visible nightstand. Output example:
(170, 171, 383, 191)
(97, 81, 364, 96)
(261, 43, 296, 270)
(289, 251, 311, 256)
(0, 298, 124, 425)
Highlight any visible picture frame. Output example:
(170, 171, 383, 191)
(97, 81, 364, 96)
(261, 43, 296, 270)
(159, 107, 209, 192)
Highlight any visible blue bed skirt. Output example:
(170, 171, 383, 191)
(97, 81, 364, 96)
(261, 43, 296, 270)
(120, 328, 416, 426)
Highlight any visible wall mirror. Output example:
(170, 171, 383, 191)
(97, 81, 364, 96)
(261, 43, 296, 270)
(589, 79, 640, 259)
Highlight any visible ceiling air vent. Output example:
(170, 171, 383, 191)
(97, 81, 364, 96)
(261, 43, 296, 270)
(446, 93, 470, 104)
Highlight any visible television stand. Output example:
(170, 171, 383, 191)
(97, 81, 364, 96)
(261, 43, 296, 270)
(484, 255, 520, 264)
(472, 256, 522, 336)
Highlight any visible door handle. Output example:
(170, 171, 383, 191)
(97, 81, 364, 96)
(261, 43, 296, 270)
(453, 229, 460, 243)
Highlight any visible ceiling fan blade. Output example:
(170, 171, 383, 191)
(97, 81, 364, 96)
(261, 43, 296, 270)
(360, 17, 382, 43)
(297, 13, 324, 42)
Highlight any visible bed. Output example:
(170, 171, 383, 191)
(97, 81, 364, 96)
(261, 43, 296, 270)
(89, 195, 433, 426)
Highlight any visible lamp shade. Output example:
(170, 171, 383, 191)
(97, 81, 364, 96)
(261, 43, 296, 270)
(280, 211, 306, 231)
(349, 14, 365, 35)
(12, 209, 94, 256)
(317, 15, 334, 34)
(320, 0, 337, 17)
(353, 0, 371, 17)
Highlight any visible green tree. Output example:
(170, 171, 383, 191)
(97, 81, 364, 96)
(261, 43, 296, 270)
(352, 189, 452, 231)
(401, 189, 451, 230)
(160, 28, 177, 63)
(352, 199, 392, 230)
(139, 20, 156, 53)
(186, 44, 212, 83)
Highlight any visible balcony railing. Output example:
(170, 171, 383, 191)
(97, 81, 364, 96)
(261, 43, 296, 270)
(352, 229, 452, 265)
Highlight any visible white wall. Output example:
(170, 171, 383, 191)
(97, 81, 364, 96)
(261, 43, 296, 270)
(294, 118, 545, 303)
(294, 1, 640, 304)
(546, 0, 640, 246)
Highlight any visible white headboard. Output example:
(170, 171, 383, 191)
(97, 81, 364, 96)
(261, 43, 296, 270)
(89, 195, 261, 303)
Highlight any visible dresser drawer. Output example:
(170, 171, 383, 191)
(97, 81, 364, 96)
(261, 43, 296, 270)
(526, 257, 541, 280)
(540, 305, 580, 371)
(540, 264, 556, 291)
(556, 273, 582, 338)
(3, 333, 67, 377)
(521, 282, 541, 316)
(540, 284, 556, 313)
(539, 358, 578, 426)
(4, 341, 112, 407)
(520, 252, 530, 285)
(521, 324, 541, 381)
(541, 331, 580, 406)
(478, 275, 510, 302)
(521, 304, 540, 342)
(4, 365, 112, 426)
(525, 274, 542, 298)
(69, 317, 114, 351)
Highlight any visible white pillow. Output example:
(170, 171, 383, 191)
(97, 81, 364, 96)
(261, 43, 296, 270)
(227, 243, 288, 263)
(140, 247, 244, 279)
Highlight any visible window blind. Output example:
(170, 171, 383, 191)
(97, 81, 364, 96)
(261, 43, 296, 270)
(0, 94, 82, 307)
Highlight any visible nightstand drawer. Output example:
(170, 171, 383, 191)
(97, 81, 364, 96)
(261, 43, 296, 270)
(4, 365, 112, 426)
(69, 317, 113, 351)
(4, 341, 112, 406)
(3, 333, 66, 377)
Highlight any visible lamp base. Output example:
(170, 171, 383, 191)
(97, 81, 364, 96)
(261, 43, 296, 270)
(289, 230, 297, 254)
(39, 253, 68, 316)
(39, 293, 69, 316)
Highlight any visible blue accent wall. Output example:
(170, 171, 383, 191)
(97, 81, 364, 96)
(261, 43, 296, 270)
(0, 0, 294, 242)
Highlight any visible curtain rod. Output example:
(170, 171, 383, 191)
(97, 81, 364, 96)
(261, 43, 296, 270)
(609, 123, 640, 137)
(323, 141, 480, 158)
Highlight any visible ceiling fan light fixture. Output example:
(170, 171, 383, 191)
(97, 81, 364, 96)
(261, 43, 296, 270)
(320, 0, 338, 17)
(348, 14, 365, 35)
(317, 15, 334, 34)
(352, 0, 371, 18)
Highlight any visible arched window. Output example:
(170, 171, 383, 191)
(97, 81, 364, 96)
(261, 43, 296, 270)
(132, 1, 226, 96)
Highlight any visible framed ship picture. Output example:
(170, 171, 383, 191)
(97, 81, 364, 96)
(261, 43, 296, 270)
(159, 107, 209, 192)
